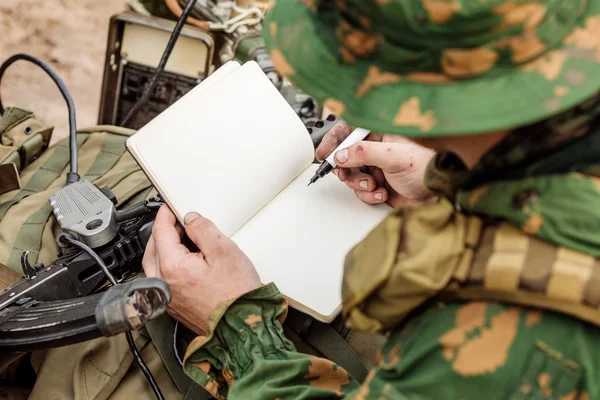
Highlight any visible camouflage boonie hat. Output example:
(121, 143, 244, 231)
(263, 0, 600, 137)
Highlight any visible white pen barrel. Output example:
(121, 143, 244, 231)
(325, 127, 371, 168)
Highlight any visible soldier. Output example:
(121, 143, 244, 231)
(143, 0, 600, 398)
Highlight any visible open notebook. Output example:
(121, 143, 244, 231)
(126, 61, 391, 322)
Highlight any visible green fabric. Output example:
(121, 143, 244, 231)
(184, 284, 361, 399)
(457, 173, 600, 256)
(82, 133, 129, 182)
(20, 133, 44, 169)
(0, 133, 89, 220)
(0, 107, 33, 137)
(263, 0, 600, 137)
(420, 96, 600, 255)
(353, 301, 595, 399)
(5, 132, 128, 272)
(185, 290, 600, 399)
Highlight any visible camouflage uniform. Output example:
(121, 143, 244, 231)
(181, 0, 600, 399)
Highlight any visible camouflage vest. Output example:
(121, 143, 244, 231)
(0, 108, 383, 396)
(342, 198, 600, 334)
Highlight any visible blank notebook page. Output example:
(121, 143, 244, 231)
(232, 165, 391, 321)
(126, 62, 315, 236)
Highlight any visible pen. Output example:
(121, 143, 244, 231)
(307, 127, 371, 186)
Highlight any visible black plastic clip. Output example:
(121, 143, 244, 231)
(95, 278, 171, 337)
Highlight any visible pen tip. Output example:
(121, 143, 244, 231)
(307, 182, 312, 187)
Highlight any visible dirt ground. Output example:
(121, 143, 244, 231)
(0, 0, 125, 143)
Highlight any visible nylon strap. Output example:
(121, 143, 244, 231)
(0, 134, 89, 220)
(146, 315, 213, 400)
(20, 133, 45, 169)
(6, 133, 128, 272)
(304, 321, 369, 383)
(83, 134, 128, 182)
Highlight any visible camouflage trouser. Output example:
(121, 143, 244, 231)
(371, 301, 597, 400)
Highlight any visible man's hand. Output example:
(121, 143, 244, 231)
(316, 122, 437, 208)
(143, 205, 261, 336)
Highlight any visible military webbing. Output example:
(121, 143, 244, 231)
(303, 321, 369, 383)
(5, 133, 129, 272)
(146, 315, 213, 400)
(0, 133, 89, 220)
(286, 310, 369, 383)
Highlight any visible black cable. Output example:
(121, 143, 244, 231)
(62, 236, 165, 400)
(125, 331, 166, 400)
(119, 0, 198, 127)
(0, 54, 79, 184)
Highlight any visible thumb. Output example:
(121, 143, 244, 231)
(183, 212, 227, 258)
(334, 141, 411, 173)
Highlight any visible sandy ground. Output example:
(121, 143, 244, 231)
(0, 0, 125, 143)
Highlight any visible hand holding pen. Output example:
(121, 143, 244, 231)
(311, 121, 438, 207)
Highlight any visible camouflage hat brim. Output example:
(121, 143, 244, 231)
(263, 0, 600, 137)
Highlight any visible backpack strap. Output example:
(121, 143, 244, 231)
(286, 310, 369, 383)
(5, 132, 129, 272)
(146, 315, 213, 400)
(304, 321, 369, 382)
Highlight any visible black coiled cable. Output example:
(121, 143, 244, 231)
(0, 54, 80, 184)
(119, 0, 198, 127)
(62, 236, 166, 400)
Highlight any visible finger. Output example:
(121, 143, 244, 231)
(183, 212, 230, 260)
(315, 120, 352, 161)
(142, 235, 161, 279)
(153, 205, 189, 266)
(367, 133, 384, 142)
(337, 167, 351, 182)
(354, 187, 388, 205)
(334, 141, 414, 172)
(368, 166, 386, 187)
(175, 222, 185, 238)
(342, 169, 377, 192)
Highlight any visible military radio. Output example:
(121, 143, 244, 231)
(98, 12, 215, 130)
(99, 0, 326, 134)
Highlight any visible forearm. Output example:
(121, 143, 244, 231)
(183, 284, 360, 399)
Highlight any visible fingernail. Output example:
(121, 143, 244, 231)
(374, 192, 383, 201)
(184, 212, 201, 224)
(359, 180, 368, 190)
(335, 149, 348, 164)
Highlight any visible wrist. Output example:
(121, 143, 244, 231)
(183, 283, 295, 398)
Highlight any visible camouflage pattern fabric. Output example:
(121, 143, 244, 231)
(263, 0, 600, 137)
(181, 0, 600, 398)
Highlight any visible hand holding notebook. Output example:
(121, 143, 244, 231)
(126, 61, 391, 322)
